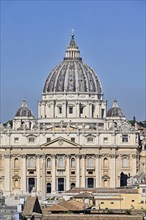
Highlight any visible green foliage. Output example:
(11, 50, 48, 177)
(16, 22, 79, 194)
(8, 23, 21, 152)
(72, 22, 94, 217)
(125, 209, 131, 215)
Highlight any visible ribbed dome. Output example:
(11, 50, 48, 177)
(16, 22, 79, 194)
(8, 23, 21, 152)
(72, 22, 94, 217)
(15, 100, 34, 117)
(43, 34, 103, 94)
(107, 99, 125, 118)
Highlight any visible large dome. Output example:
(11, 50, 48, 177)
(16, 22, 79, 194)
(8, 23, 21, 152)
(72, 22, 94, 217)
(43, 34, 103, 94)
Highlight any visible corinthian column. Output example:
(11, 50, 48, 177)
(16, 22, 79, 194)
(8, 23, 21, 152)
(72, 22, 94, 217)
(81, 155, 85, 187)
(110, 154, 116, 188)
(76, 155, 80, 187)
(21, 155, 26, 193)
(52, 155, 56, 193)
(66, 155, 70, 191)
(95, 155, 100, 188)
(42, 155, 46, 201)
(4, 155, 11, 195)
(36, 155, 40, 192)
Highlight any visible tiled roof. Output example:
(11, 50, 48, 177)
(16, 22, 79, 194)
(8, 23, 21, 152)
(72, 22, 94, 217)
(43, 200, 86, 213)
(22, 196, 42, 217)
(65, 187, 138, 194)
(73, 192, 94, 198)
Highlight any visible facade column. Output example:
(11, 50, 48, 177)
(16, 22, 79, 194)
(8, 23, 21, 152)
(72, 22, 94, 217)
(36, 155, 41, 193)
(41, 155, 46, 201)
(4, 155, 11, 195)
(81, 155, 85, 187)
(52, 155, 56, 193)
(21, 155, 26, 194)
(110, 154, 116, 188)
(66, 155, 70, 191)
(76, 155, 80, 187)
(95, 155, 100, 188)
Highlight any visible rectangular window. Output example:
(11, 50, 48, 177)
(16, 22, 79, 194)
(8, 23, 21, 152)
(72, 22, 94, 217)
(71, 138, 75, 142)
(142, 189, 146, 193)
(122, 135, 128, 142)
(111, 202, 114, 204)
(88, 171, 93, 174)
(69, 107, 73, 114)
(47, 171, 51, 175)
(47, 138, 51, 143)
(80, 106, 84, 114)
(103, 137, 108, 143)
(58, 106, 62, 114)
(131, 200, 134, 202)
(71, 171, 75, 175)
(101, 202, 104, 204)
(14, 137, 19, 143)
(28, 137, 35, 143)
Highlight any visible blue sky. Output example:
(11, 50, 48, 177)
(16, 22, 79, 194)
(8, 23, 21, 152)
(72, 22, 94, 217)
(1, 0, 145, 123)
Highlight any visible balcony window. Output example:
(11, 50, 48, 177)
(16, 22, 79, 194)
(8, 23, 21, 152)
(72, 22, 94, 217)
(58, 157, 64, 168)
(88, 157, 94, 168)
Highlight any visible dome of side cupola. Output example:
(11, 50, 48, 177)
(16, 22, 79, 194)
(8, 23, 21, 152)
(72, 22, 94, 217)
(43, 33, 103, 95)
(15, 100, 34, 118)
(107, 99, 125, 118)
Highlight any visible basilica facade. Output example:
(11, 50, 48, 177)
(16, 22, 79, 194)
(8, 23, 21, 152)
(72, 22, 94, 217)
(0, 34, 141, 199)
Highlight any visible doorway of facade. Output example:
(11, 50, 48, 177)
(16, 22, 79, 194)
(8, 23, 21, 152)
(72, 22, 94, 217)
(28, 178, 35, 193)
(87, 178, 94, 188)
(46, 183, 51, 193)
(58, 178, 64, 192)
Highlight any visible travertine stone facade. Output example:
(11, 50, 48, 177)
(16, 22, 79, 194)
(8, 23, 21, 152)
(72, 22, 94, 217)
(0, 34, 142, 197)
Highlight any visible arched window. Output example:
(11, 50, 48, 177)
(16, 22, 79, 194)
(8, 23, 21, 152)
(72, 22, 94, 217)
(47, 158, 51, 168)
(122, 157, 129, 168)
(14, 158, 19, 168)
(71, 183, 76, 189)
(88, 157, 93, 168)
(103, 158, 108, 168)
(58, 157, 64, 168)
(71, 158, 75, 168)
(29, 157, 35, 168)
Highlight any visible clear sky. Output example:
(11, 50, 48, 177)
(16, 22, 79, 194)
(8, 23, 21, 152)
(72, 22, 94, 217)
(1, 0, 145, 123)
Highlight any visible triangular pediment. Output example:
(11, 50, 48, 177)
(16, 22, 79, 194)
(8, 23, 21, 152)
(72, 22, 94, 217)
(41, 136, 81, 148)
